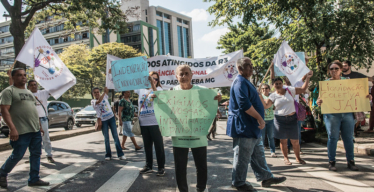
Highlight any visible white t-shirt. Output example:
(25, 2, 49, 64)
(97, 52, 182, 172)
(283, 80, 303, 102)
(91, 94, 114, 121)
(269, 86, 296, 116)
(135, 87, 163, 126)
(33, 90, 50, 117)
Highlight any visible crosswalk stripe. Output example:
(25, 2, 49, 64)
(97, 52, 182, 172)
(296, 163, 374, 192)
(15, 160, 97, 192)
(96, 161, 143, 192)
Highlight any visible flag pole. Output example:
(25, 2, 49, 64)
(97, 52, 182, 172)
(260, 61, 272, 85)
(9, 60, 17, 71)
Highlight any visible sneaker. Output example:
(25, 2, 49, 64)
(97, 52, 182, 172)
(0, 176, 7, 188)
(347, 160, 359, 171)
(47, 157, 55, 163)
(231, 183, 255, 191)
(329, 161, 337, 171)
(119, 133, 123, 136)
(271, 153, 277, 158)
(157, 168, 165, 176)
(28, 179, 50, 186)
(119, 155, 127, 160)
(139, 166, 153, 174)
(105, 157, 111, 161)
(261, 177, 287, 187)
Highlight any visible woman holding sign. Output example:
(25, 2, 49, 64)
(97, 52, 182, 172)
(317, 60, 361, 171)
(135, 71, 165, 176)
(260, 71, 313, 166)
(169, 65, 221, 192)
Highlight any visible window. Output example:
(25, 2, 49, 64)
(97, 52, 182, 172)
(133, 24, 140, 31)
(177, 26, 183, 57)
(148, 27, 154, 56)
(145, 9, 147, 15)
(183, 20, 189, 25)
(183, 28, 190, 57)
(164, 22, 172, 55)
(60, 103, 68, 109)
(82, 32, 88, 39)
(157, 20, 164, 55)
(0, 59, 14, 66)
(156, 11, 163, 17)
(164, 14, 171, 19)
(55, 49, 63, 54)
(146, 17, 148, 23)
(128, 26, 133, 32)
(0, 26, 9, 33)
(48, 103, 58, 111)
(0, 36, 13, 44)
(55, 38, 59, 44)
(177, 18, 182, 23)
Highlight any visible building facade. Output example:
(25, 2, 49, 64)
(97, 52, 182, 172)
(0, 0, 193, 71)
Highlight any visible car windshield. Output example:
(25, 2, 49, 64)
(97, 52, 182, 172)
(83, 106, 95, 111)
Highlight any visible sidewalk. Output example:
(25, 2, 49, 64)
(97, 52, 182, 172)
(0, 126, 95, 152)
(315, 120, 374, 156)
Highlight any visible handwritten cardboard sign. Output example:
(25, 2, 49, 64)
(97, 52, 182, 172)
(153, 89, 218, 136)
(111, 56, 151, 91)
(319, 78, 371, 114)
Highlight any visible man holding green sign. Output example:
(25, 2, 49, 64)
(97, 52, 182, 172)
(154, 65, 221, 192)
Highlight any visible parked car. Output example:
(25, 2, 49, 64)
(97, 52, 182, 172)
(75, 105, 97, 127)
(72, 107, 83, 116)
(218, 106, 227, 119)
(47, 101, 75, 130)
(0, 101, 75, 137)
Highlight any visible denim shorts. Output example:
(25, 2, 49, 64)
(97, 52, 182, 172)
(122, 121, 134, 137)
(274, 114, 299, 140)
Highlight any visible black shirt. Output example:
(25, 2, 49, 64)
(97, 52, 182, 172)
(342, 71, 367, 79)
(114, 100, 120, 113)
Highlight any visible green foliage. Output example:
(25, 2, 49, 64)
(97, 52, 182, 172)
(205, 0, 374, 81)
(217, 22, 281, 85)
(0, 71, 10, 91)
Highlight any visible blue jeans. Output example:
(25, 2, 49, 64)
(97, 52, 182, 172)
(288, 121, 302, 150)
(232, 137, 273, 187)
(0, 131, 42, 183)
(261, 120, 275, 153)
(101, 117, 124, 158)
(324, 113, 355, 162)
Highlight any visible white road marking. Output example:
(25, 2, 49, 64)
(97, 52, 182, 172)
(96, 161, 143, 192)
(15, 160, 97, 192)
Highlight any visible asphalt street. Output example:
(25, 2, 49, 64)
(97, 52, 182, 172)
(0, 120, 374, 192)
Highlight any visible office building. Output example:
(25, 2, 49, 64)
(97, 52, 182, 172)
(0, 0, 194, 71)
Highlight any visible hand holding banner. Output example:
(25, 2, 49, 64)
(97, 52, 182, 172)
(319, 78, 371, 114)
(106, 54, 122, 90)
(154, 89, 218, 136)
(111, 56, 151, 91)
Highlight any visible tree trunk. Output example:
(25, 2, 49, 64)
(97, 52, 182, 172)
(9, 8, 27, 69)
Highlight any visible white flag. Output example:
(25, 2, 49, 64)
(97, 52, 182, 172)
(16, 27, 76, 99)
(275, 41, 310, 85)
(106, 54, 122, 90)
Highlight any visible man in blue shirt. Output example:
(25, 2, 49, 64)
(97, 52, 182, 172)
(227, 58, 286, 191)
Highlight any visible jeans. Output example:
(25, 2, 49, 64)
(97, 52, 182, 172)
(173, 147, 207, 192)
(288, 121, 302, 150)
(101, 117, 124, 158)
(261, 120, 275, 153)
(140, 125, 165, 169)
(0, 131, 42, 183)
(40, 117, 52, 157)
(232, 137, 273, 187)
(324, 113, 355, 162)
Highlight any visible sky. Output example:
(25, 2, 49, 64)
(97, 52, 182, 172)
(0, 0, 233, 58)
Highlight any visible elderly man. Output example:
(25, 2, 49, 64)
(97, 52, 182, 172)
(227, 58, 286, 191)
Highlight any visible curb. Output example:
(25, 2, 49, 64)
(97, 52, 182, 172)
(0, 128, 96, 152)
(314, 137, 374, 156)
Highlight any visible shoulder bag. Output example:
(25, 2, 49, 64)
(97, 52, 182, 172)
(285, 88, 306, 121)
(132, 90, 152, 135)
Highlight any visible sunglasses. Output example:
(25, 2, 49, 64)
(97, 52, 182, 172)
(262, 88, 269, 90)
(153, 77, 159, 81)
(329, 68, 340, 71)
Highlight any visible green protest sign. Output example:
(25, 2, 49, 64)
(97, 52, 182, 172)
(154, 89, 218, 137)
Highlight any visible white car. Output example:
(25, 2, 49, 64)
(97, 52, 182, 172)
(75, 105, 97, 127)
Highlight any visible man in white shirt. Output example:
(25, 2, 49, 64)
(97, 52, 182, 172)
(27, 80, 55, 163)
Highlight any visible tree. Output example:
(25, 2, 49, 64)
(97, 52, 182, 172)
(1, 0, 128, 69)
(217, 22, 281, 86)
(205, 0, 374, 81)
(58, 44, 92, 99)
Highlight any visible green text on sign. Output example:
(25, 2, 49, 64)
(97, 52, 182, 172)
(154, 89, 218, 136)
